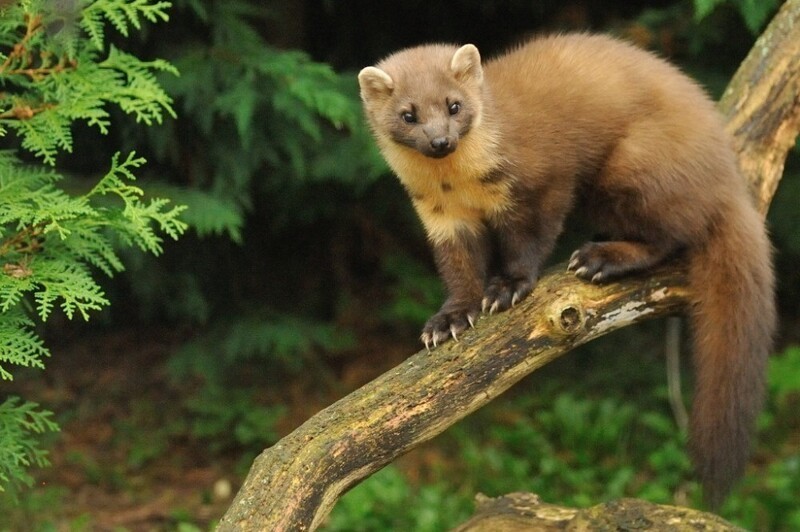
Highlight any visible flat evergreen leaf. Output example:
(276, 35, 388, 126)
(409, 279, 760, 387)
(0, 397, 58, 491)
(0, 308, 50, 380)
(693, 0, 726, 20)
(737, 0, 779, 33)
(154, 186, 244, 242)
(99, 46, 177, 125)
(0, 172, 94, 239)
(81, 0, 172, 50)
(176, 313, 355, 373)
(2, 5, 176, 163)
(89, 151, 146, 199)
(85, 152, 187, 254)
(46, 59, 117, 133)
(0, 0, 183, 492)
(0, 274, 35, 315)
(32, 258, 109, 320)
(54, 224, 125, 277)
(10, 110, 73, 165)
(141, 198, 188, 243)
(215, 76, 257, 146)
(79, 3, 106, 49)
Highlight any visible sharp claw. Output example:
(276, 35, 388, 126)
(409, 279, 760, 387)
(567, 257, 580, 271)
(433, 335, 438, 348)
(575, 266, 588, 278)
(422, 334, 431, 351)
(450, 326, 459, 342)
(591, 272, 603, 283)
(511, 292, 520, 306)
(467, 314, 476, 328)
(481, 297, 489, 313)
(489, 300, 500, 314)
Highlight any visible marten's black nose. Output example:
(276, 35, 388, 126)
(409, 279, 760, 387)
(424, 136, 456, 158)
(431, 137, 455, 155)
(430, 137, 451, 151)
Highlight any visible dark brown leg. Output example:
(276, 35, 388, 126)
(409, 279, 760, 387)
(482, 209, 565, 313)
(421, 230, 490, 348)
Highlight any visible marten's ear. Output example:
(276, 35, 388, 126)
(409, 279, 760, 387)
(358, 67, 394, 101)
(450, 44, 482, 84)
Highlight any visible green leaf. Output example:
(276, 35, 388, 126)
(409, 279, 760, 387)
(0, 397, 58, 491)
(215, 75, 258, 147)
(0, 0, 184, 494)
(99, 46, 178, 126)
(157, 186, 244, 242)
(736, 0, 779, 34)
(0, 308, 50, 380)
(11, 110, 73, 165)
(32, 259, 110, 320)
(693, 0, 726, 21)
(693, 0, 779, 33)
(81, 0, 172, 50)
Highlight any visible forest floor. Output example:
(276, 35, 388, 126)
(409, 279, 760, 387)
(4, 327, 418, 531)
(6, 321, 800, 530)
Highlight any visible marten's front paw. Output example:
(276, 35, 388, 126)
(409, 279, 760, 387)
(421, 306, 480, 349)
(482, 276, 533, 314)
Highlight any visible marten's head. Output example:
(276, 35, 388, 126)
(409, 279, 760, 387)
(358, 44, 484, 159)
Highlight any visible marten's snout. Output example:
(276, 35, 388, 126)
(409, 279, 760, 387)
(427, 136, 457, 158)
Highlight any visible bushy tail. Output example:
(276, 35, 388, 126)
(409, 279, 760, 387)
(686, 201, 776, 509)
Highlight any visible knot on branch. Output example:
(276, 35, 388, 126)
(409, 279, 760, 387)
(557, 305, 582, 333)
(540, 287, 588, 340)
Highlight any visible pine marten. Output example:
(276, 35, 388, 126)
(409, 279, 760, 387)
(358, 33, 775, 508)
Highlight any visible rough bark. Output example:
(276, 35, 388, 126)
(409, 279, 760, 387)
(718, 1, 800, 216)
(218, 1, 800, 529)
(452, 493, 743, 531)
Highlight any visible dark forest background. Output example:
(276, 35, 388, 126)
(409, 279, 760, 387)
(4, 0, 800, 530)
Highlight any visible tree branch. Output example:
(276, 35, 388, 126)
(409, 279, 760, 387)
(452, 493, 741, 531)
(719, 1, 800, 215)
(218, 1, 800, 529)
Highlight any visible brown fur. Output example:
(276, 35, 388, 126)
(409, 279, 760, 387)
(358, 33, 775, 507)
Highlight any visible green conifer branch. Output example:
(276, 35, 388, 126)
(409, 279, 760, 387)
(0, 0, 184, 491)
(0, 396, 59, 491)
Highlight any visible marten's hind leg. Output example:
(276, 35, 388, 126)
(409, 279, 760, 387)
(567, 239, 682, 283)
(573, 117, 712, 284)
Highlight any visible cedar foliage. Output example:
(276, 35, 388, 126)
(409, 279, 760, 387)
(0, 0, 185, 491)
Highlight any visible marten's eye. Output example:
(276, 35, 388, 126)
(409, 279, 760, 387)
(448, 102, 461, 115)
(401, 111, 416, 124)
